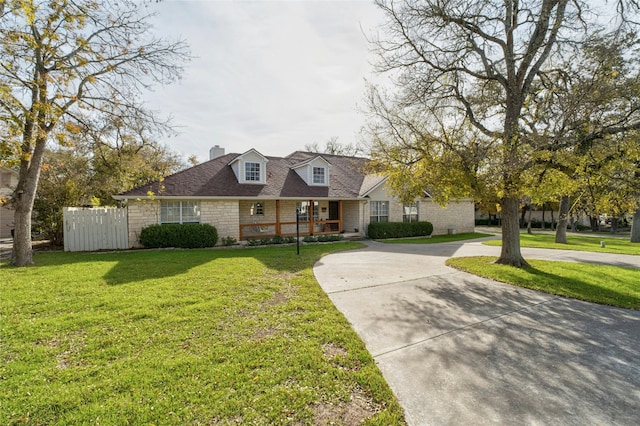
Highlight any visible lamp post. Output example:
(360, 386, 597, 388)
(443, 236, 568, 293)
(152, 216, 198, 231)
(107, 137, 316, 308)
(296, 208, 300, 255)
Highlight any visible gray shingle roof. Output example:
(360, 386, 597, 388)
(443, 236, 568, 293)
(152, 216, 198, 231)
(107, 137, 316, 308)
(116, 151, 374, 199)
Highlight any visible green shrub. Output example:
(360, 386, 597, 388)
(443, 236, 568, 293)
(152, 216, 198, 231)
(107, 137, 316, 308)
(271, 235, 284, 245)
(284, 236, 297, 244)
(303, 235, 317, 243)
(247, 239, 261, 246)
(317, 234, 344, 242)
(139, 223, 218, 249)
(221, 236, 237, 246)
(368, 221, 433, 239)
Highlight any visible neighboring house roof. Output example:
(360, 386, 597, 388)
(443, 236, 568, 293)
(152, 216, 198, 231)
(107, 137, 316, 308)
(115, 151, 376, 200)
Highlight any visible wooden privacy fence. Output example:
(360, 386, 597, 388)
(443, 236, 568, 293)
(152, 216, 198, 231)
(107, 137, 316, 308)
(63, 207, 128, 252)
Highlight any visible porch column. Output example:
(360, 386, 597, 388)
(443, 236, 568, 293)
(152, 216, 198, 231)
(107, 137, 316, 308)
(275, 200, 281, 236)
(339, 200, 343, 233)
(309, 199, 314, 235)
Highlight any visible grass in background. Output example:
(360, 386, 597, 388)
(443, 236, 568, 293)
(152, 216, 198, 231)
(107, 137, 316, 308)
(380, 232, 494, 244)
(446, 256, 640, 310)
(1, 243, 405, 425)
(483, 233, 640, 255)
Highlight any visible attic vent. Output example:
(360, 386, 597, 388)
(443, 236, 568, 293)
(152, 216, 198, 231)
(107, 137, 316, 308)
(210, 145, 225, 160)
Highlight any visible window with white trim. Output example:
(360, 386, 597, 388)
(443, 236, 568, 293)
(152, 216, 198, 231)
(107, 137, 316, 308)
(245, 162, 261, 181)
(160, 201, 201, 224)
(297, 201, 319, 221)
(312, 166, 326, 184)
(250, 202, 264, 216)
(369, 201, 389, 223)
(403, 202, 418, 222)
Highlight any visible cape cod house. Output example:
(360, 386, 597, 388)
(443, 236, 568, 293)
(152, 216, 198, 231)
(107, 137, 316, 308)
(114, 147, 474, 247)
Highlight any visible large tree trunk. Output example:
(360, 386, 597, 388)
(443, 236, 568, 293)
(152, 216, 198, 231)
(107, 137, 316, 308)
(555, 195, 570, 244)
(496, 197, 529, 267)
(11, 137, 47, 266)
(631, 204, 640, 243)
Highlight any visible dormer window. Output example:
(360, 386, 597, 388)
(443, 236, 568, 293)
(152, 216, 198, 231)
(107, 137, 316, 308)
(313, 167, 326, 184)
(229, 149, 268, 184)
(245, 162, 261, 181)
(292, 155, 331, 186)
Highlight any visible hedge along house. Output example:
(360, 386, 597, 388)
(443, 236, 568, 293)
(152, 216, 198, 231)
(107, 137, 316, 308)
(114, 147, 475, 247)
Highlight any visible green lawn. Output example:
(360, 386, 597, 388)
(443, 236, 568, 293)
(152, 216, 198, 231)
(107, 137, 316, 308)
(379, 232, 494, 244)
(446, 256, 640, 310)
(483, 233, 640, 255)
(1, 244, 405, 425)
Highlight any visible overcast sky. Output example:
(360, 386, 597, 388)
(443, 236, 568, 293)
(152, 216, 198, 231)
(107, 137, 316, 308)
(145, 0, 386, 163)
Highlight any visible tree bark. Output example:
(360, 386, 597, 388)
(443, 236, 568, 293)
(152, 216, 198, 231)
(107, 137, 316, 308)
(555, 195, 570, 243)
(496, 197, 529, 267)
(11, 137, 47, 266)
(527, 204, 533, 234)
(631, 204, 640, 243)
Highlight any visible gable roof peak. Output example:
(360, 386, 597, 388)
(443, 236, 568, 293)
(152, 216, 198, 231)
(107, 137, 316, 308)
(228, 148, 269, 165)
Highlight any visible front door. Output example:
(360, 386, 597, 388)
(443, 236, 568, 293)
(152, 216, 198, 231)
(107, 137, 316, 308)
(328, 201, 339, 231)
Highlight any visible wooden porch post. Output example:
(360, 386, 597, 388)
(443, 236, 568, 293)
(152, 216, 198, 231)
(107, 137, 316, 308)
(275, 200, 281, 236)
(339, 200, 343, 232)
(309, 199, 314, 235)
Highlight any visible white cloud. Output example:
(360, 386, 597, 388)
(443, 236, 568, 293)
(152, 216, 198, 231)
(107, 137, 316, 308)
(144, 0, 385, 162)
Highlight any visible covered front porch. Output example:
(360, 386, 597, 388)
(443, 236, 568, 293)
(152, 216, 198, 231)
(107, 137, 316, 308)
(238, 199, 361, 240)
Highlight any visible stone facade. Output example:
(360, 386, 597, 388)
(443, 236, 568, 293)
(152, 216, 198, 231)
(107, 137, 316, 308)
(364, 183, 474, 236)
(419, 199, 475, 235)
(125, 187, 474, 247)
(201, 200, 240, 241)
(126, 200, 161, 247)
(127, 199, 240, 247)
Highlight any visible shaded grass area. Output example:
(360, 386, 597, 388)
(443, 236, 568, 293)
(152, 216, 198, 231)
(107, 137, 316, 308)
(446, 256, 640, 310)
(379, 232, 494, 244)
(483, 233, 640, 255)
(1, 244, 405, 425)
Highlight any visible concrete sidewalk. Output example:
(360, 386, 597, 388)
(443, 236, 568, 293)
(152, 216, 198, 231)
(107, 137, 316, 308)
(313, 240, 640, 425)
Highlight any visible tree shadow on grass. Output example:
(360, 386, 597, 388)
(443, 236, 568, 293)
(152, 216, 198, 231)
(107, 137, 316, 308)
(101, 243, 361, 285)
(492, 260, 640, 310)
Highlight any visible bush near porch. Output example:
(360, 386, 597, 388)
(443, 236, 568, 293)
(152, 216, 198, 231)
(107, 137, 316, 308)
(139, 223, 218, 248)
(368, 221, 433, 239)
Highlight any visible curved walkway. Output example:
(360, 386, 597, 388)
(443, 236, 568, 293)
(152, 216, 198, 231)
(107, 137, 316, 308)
(313, 239, 640, 425)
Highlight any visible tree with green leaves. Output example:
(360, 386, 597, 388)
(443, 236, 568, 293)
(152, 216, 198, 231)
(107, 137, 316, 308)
(0, 0, 190, 265)
(367, 0, 640, 266)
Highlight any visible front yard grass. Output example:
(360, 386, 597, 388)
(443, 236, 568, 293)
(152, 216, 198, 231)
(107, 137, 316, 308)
(483, 233, 640, 255)
(379, 232, 494, 244)
(1, 243, 405, 425)
(446, 256, 640, 310)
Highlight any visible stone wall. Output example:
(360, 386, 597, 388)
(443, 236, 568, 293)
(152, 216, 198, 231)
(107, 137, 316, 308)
(201, 200, 240, 241)
(127, 199, 240, 247)
(419, 199, 475, 235)
(127, 200, 161, 247)
(342, 200, 363, 235)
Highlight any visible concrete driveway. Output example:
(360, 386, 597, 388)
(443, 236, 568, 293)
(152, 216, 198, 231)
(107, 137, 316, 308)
(313, 239, 640, 425)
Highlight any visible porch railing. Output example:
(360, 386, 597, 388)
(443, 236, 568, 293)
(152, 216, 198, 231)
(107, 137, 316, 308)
(239, 219, 341, 240)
